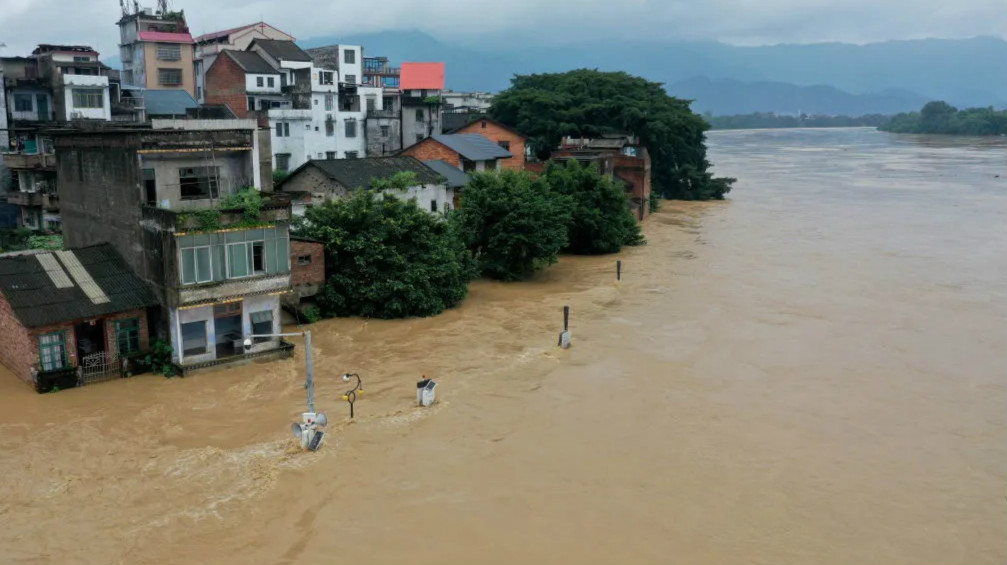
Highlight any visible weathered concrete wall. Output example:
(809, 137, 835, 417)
(277, 166, 347, 204)
(365, 117, 401, 156)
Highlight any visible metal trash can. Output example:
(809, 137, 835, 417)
(417, 378, 437, 407)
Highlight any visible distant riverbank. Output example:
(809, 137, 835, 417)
(707, 113, 889, 130)
(878, 101, 1007, 136)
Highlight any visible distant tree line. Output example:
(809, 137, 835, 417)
(707, 113, 890, 130)
(879, 101, 1007, 135)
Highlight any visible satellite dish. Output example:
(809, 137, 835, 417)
(315, 413, 327, 427)
(291, 422, 303, 438)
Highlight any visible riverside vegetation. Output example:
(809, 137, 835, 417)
(880, 101, 1007, 136)
(294, 161, 644, 319)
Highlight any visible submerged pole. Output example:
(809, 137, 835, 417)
(305, 331, 314, 413)
(617, 260, 622, 281)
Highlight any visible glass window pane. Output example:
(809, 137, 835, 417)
(212, 244, 226, 281)
(226, 231, 245, 243)
(181, 248, 195, 284)
(196, 247, 211, 282)
(181, 321, 207, 355)
(246, 229, 264, 241)
(228, 243, 249, 277)
(266, 240, 278, 274)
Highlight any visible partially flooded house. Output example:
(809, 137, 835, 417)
(0, 244, 158, 392)
(55, 118, 294, 374)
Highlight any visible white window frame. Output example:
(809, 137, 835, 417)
(180, 245, 213, 285)
(71, 88, 103, 109)
(226, 239, 266, 279)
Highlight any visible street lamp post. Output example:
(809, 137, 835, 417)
(244, 330, 326, 450)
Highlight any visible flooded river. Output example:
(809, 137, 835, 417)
(1, 128, 1004, 564)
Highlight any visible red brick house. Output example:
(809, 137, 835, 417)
(399, 133, 512, 173)
(203, 50, 282, 118)
(0, 244, 158, 392)
(450, 118, 527, 171)
(552, 134, 653, 221)
(289, 237, 325, 301)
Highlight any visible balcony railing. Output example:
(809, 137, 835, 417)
(2, 153, 57, 170)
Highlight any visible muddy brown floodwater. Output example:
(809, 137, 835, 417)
(1, 128, 1004, 565)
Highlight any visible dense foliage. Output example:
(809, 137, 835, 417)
(543, 160, 643, 254)
(879, 101, 1007, 135)
(294, 190, 474, 318)
(454, 169, 571, 281)
(708, 112, 889, 130)
(489, 69, 734, 200)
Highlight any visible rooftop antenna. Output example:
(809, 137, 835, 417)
(120, 0, 127, 16)
(133, 0, 139, 14)
(156, 0, 167, 14)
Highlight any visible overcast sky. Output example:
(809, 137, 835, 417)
(0, 0, 1003, 57)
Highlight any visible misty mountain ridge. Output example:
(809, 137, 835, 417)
(301, 31, 1007, 115)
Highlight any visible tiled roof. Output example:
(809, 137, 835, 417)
(430, 134, 513, 161)
(0, 244, 158, 328)
(138, 31, 193, 43)
(280, 156, 443, 191)
(250, 39, 312, 62)
(423, 160, 469, 188)
(401, 62, 445, 90)
(142, 89, 198, 116)
(224, 51, 278, 74)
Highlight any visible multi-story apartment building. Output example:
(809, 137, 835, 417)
(361, 57, 402, 156)
(206, 39, 380, 172)
(1, 44, 115, 231)
(55, 119, 293, 372)
(193, 21, 293, 103)
(400, 62, 445, 147)
(117, 3, 195, 96)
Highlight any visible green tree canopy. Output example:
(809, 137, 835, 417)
(543, 160, 644, 254)
(879, 101, 1007, 135)
(454, 169, 572, 281)
(294, 190, 474, 319)
(489, 69, 735, 200)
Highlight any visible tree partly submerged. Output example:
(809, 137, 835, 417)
(490, 69, 735, 200)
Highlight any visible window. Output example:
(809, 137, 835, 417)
(415, 108, 424, 120)
(345, 120, 357, 138)
(280, 74, 287, 87)
(248, 96, 256, 110)
(463, 159, 476, 172)
(325, 151, 336, 159)
(380, 125, 390, 137)
(345, 74, 356, 84)
(142, 168, 156, 205)
(13, 94, 32, 112)
(267, 77, 275, 88)
(324, 94, 334, 111)
(430, 199, 438, 212)
(382, 96, 394, 109)
(319, 71, 334, 85)
(38, 331, 68, 371)
(180, 321, 207, 356)
(251, 311, 273, 343)
(325, 120, 334, 137)
(344, 151, 358, 159)
(227, 240, 266, 278)
(297, 254, 312, 265)
(156, 44, 181, 61)
(196, 86, 202, 99)
(158, 68, 182, 86)
(256, 76, 264, 87)
(275, 122, 290, 137)
(115, 318, 141, 355)
(180, 246, 212, 284)
(498, 140, 511, 151)
(366, 96, 375, 112)
(344, 49, 356, 64)
(275, 153, 290, 171)
(72, 89, 103, 109)
(73, 55, 91, 62)
(178, 166, 219, 200)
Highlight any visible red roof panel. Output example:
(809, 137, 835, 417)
(138, 31, 193, 43)
(401, 62, 445, 90)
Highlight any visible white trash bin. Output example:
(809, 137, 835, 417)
(417, 378, 437, 407)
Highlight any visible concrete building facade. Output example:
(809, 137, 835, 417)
(117, 5, 196, 96)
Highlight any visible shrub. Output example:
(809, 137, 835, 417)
(301, 305, 322, 324)
(454, 169, 572, 281)
(543, 160, 644, 254)
(296, 190, 475, 318)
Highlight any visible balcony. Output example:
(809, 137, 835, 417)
(141, 201, 292, 233)
(366, 109, 398, 119)
(2, 153, 56, 170)
(5, 192, 58, 211)
(61, 74, 110, 88)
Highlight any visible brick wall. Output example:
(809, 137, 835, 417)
(400, 138, 460, 168)
(455, 119, 527, 171)
(204, 53, 249, 119)
(290, 239, 325, 299)
(0, 294, 39, 384)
